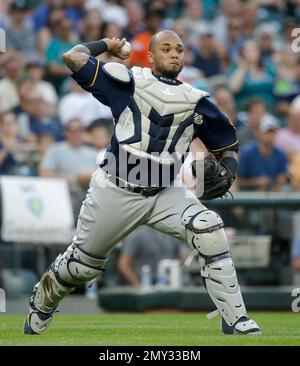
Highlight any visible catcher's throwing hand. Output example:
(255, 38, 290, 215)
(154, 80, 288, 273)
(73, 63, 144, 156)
(103, 37, 129, 60)
(192, 155, 237, 200)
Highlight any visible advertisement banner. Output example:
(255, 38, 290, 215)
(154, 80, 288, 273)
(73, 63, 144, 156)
(1, 176, 74, 244)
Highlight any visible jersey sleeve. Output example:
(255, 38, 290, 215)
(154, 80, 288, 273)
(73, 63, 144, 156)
(71, 56, 134, 119)
(71, 56, 103, 91)
(194, 97, 239, 155)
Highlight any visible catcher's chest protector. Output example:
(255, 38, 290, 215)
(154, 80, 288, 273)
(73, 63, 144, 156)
(114, 66, 208, 164)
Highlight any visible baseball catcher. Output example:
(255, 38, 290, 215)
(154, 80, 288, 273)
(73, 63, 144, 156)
(24, 30, 260, 336)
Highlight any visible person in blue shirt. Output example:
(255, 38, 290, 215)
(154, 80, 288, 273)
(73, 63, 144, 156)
(228, 40, 276, 112)
(238, 115, 288, 191)
(24, 30, 260, 336)
(45, 17, 78, 93)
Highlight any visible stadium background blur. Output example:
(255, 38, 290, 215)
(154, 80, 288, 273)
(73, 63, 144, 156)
(1, 0, 300, 311)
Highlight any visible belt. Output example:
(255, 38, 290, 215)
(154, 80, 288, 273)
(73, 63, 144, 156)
(108, 175, 163, 197)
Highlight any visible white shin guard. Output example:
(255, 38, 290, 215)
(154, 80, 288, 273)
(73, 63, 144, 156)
(33, 244, 107, 313)
(201, 257, 247, 326)
(32, 271, 74, 313)
(182, 206, 247, 326)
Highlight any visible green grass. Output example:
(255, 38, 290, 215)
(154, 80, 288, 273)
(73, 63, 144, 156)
(0, 312, 299, 346)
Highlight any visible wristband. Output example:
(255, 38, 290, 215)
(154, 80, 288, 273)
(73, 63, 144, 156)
(82, 40, 108, 57)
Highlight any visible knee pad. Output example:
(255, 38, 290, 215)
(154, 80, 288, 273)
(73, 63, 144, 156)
(181, 206, 229, 260)
(53, 244, 108, 287)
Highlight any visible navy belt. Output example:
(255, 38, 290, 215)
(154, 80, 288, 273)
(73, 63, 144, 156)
(109, 175, 163, 197)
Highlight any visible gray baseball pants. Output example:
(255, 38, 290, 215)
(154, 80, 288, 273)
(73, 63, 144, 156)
(73, 167, 206, 257)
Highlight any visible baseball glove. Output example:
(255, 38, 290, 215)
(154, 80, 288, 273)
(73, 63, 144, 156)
(192, 155, 236, 200)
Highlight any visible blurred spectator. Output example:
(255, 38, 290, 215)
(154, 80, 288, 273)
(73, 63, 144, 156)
(178, 46, 205, 87)
(128, 8, 165, 68)
(58, 79, 112, 127)
(31, 0, 64, 33)
(213, 0, 242, 44)
(282, 17, 297, 45)
(193, 29, 222, 78)
(123, 0, 144, 41)
(0, 111, 20, 174)
(17, 87, 63, 142)
(79, 9, 103, 42)
(86, 118, 114, 166)
(63, 0, 86, 33)
(254, 23, 278, 64)
(32, 0, 85, 34)
(213, 85, 244, 129)
(222, 17, 244, 64)
(36, 6, 67, 57)
(292, 235, 300, 285)
(258, 0, 284, 24)
(273, 46, 300, 111)
(30, 133, 55, 176)
(45, 17, 78, 93)
(164, 0, 186, 20)
(238, 115, 288, 191)
(274, 104, 300, 159)
(85, 0, 128, 29)
(0, 0, 10, 29)
(39, 118, 98, 218)
(171, 20, 189, 46)
(118, 226, 185, 287)
(101, 21, 123, 40)
(228, 40, 276, 111)
(87, 118, 113, 151)
(237, 97, 268, 148)
(0, 52, 23, 112)
(241, 0, 259, 38)
(214, 41, 231, 75)
(14, 75, 36, 116)
(25, 60, 58, 113)
(5, 0, 37, 59)
(286, 0, 300, 18)
(0, 110, 35, 176)
(181, 0, 211, 46)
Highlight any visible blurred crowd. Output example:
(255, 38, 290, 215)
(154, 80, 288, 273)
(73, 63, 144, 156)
(1, 0, 300, 213)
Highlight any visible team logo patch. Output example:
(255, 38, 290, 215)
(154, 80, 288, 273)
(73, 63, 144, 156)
(193, 112, 203, 125)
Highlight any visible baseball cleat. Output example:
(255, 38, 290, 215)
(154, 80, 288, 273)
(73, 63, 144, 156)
(222, 316, 261, 335)
(24, 284, 54, 335)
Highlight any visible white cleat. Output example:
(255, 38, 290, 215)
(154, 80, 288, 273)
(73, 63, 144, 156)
(222, 316, 261, 335)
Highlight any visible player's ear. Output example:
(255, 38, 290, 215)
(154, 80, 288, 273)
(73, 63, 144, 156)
(147, 51, 154, 65)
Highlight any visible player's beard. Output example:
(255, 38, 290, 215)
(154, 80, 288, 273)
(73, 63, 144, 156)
(156, 63, 183, 79)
